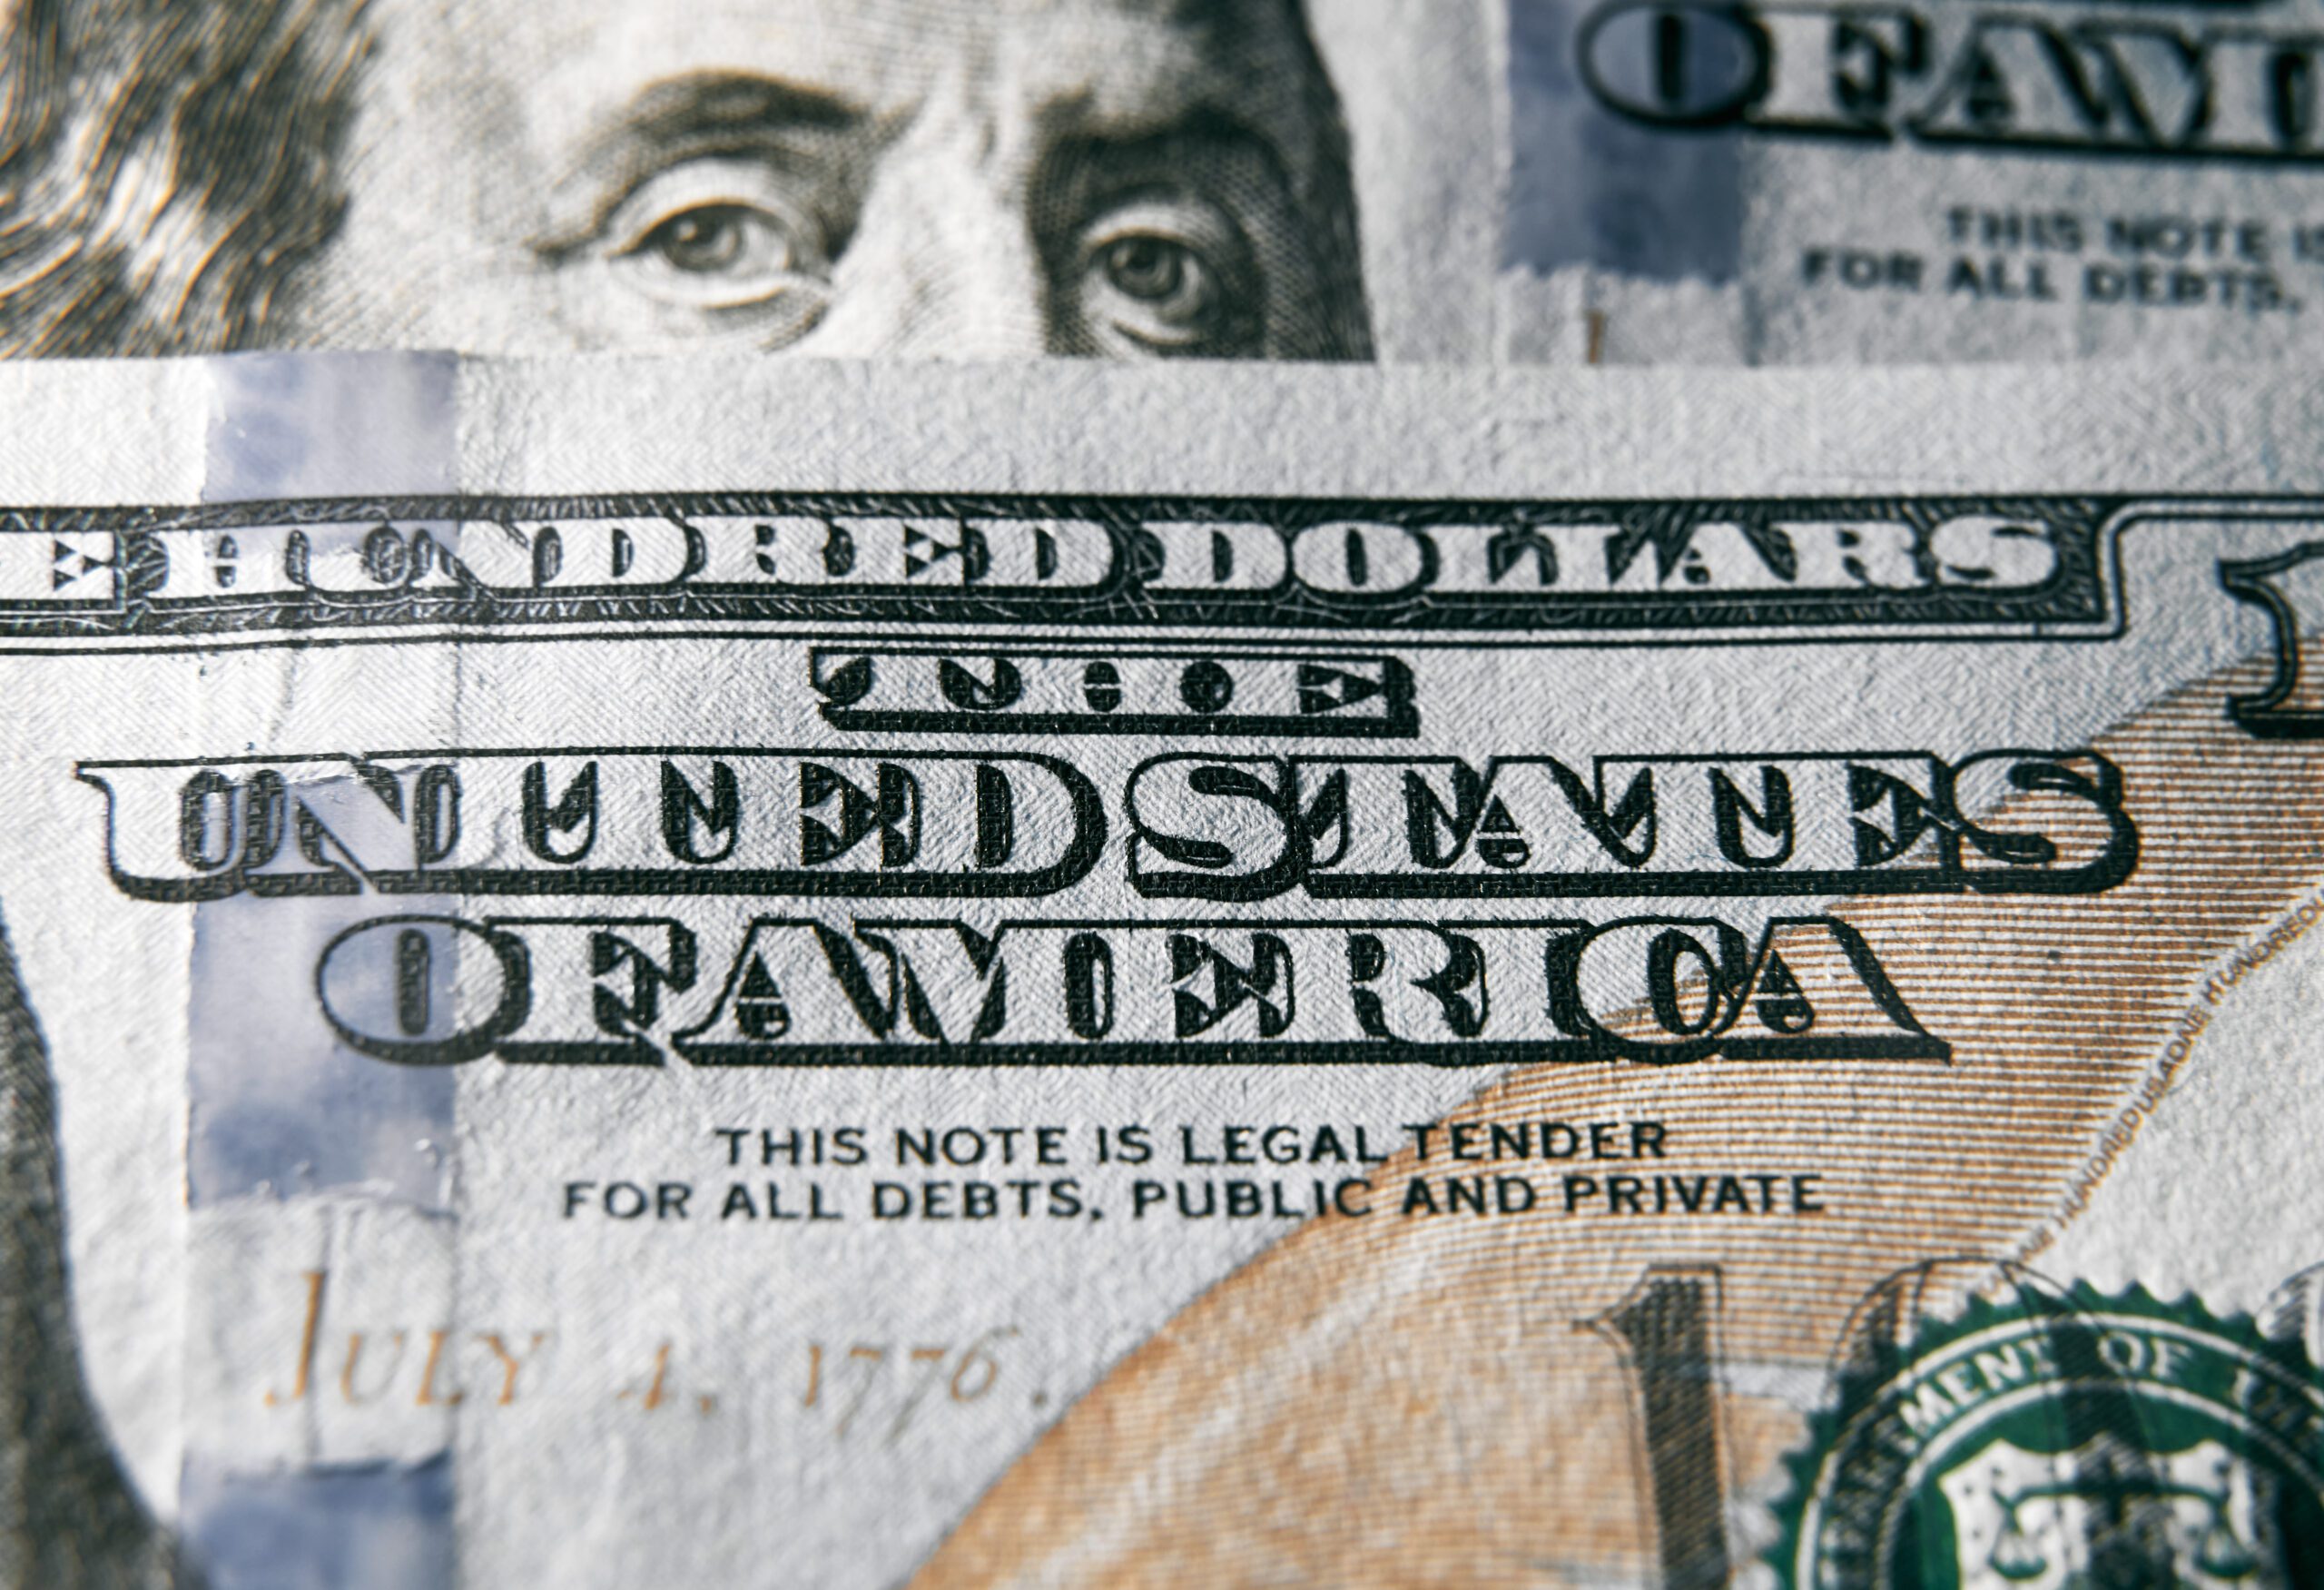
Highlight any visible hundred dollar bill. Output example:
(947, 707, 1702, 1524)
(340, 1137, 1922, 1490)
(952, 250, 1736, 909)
(1503, 0, 2324, 365)
(5, 351, 2324, 1587)
(0, 0, 1486, 363)
(16, 0, 2324, 370)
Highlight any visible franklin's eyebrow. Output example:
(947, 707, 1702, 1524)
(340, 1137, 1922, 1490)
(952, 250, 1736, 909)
(577, 72, 870, 165)
(533, 74, 876, 256)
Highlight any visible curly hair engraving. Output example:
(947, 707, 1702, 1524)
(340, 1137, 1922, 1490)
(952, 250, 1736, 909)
(0, 0, 370, 355)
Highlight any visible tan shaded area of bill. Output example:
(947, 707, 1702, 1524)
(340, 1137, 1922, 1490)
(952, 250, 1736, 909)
(921, 648, 2319, 1586)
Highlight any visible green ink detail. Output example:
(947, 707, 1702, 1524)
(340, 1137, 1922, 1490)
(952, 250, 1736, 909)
(1766, 1283, 2324, 1589)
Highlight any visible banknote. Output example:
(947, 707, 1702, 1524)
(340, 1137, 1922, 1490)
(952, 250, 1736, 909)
(0, 0, 1491, 364)
(0, 351, 2320, 1586)
(15, 0, 2324, 369)
(1502, 0, 2324, 364)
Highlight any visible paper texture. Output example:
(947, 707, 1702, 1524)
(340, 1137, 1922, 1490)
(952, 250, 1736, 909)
(0, 355, 2321, 1585)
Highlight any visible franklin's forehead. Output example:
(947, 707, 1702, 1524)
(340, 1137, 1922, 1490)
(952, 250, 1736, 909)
(437, 0, 1315, 159)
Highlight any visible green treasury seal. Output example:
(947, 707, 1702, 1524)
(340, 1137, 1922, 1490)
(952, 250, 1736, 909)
(1770, 1284, 2324, 1588)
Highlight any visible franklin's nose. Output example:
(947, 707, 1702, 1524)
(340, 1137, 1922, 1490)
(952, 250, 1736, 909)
(806, 113, 1050, 359)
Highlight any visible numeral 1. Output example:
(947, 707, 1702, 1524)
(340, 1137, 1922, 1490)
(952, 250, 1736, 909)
(1583, 1266, 1732, 1590)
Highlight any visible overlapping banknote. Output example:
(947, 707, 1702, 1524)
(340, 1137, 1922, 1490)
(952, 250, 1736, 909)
(15, 0, 2324, 369)
(0, 354, 2313, 1587)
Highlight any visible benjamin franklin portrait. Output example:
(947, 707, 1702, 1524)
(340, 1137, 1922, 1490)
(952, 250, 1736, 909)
(0, 0, 1373, 360)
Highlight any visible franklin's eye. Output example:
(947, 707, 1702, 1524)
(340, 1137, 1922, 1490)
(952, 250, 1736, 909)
(636, 205, 786, 277)
(602, 163, 834, 320)
(1098, 236, 1204, 313)
(1068, 196, 1257, 358)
